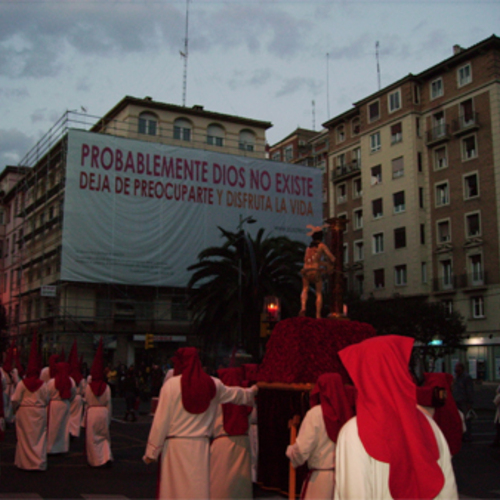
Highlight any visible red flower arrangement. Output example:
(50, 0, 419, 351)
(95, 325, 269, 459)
(256, 317, 376, 384)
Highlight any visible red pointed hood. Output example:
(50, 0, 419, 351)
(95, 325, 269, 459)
(68, 340, 83, 386)
(24, 330, 43, 393)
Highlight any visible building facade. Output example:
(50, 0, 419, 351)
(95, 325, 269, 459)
(0, 96, 272, 366)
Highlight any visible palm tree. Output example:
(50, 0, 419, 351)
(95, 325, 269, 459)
(187, 226, 305, 362)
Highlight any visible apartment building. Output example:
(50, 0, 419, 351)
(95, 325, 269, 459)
(0, 96, 272, 366)
(324, 35, 500, 379)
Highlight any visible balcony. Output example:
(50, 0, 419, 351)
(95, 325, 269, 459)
(426, 124, 451, 146)
(332, 160, 361, 181)
(458, 271, 488, 290)
(452, 112, 480, 136)
(433, 275, 456, 292)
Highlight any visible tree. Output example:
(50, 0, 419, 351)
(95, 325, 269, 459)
(187, 226, 305, 363)
(348, 296, 467, 371)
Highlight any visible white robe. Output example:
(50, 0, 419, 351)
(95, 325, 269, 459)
(210, 405, 253, 499)
(84, 383, 113, 467)
(69, 378, 87, 438)
(286, 405, 336, 500)
(334, 411, 458, 500)
(249, 405, 258, 483)
(46, 377, 76, 454)
(40, 366, 51, 383)
(11, 381, 50, 470)
(1, 367, 20, 424)
(144, 375, 255, 500)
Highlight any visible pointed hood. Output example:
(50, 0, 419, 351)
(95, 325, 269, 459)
(14, 343, 24, 378)
(23, 330, 43, 393)
(48, 354, 60, 378)
(89, 337, 107, 397)
(55, 362, 72, 400)
(68, 340, 83, 386)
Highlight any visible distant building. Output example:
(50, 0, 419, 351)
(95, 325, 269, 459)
(0, 96, 273, 366)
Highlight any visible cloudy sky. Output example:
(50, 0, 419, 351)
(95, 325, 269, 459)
(0, 0, 498, 168)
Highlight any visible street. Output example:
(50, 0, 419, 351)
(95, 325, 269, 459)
(0, 390, 499, 500)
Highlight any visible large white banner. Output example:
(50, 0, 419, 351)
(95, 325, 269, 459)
(61, 129, 323, 287)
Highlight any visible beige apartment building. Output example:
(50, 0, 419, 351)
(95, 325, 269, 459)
(271, 35, 500, 380)
(0, 96, 272, 366)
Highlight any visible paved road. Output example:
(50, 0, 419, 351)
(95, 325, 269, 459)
(0, 386, 499, 499)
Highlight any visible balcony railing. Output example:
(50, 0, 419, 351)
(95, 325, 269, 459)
(332, 160, 361, 180)
(426, 124, 451, 146)
(452, 112, 480, 136)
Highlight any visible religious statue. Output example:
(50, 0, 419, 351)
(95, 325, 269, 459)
(299, 225, 336, 319)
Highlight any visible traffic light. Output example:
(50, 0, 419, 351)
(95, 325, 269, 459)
(145, 333, 154, 350)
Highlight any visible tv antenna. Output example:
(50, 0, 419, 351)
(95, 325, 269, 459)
(326, 53, 330, 119)
(180, 0, 190, 106)
(376, 41, 381, 90)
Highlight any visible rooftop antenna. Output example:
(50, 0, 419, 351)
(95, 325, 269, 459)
(326, 53, 330, 119)
(312, 100, 316, 131)
(180, 0, 190, 106)
(376, 41, 381, 90)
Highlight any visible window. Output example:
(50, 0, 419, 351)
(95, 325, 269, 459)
(370, 132, 381, 152)
(441, 259, 453, 289)
(207, 124, 224, 147)
(419, 187, 424, 208)
(371, 165, 382, 185)
(239, 129, 256, 151)
(173, 118, 192, 141)
(469, 254, 483, 285)
(464, 173, 479, 199)
(372, 198, 383, 219)
(337, 184, 347, 204)
(391, 122, 402, 144)
(392, 156, 404, 179)
(394, 227, 406, 249)
(337, 125, 345, 143)
(374, 269, 385, 289)
(458, 63, 472, 87)
(353, 209, 363, 230)
(272, 151, 281, 162)
(352, 117, 360, 135)
(395, 265, 407, 286)
(435, 182, 449, 206)
(338, 213, 348, 233)
(284, 145, 294, 162)
(343, 243, 348, 264)
(471, 296, 484, 318)
(462, 135, 477, 160)
(459, 99, 474, 127)
(368, 100, 380, 122)
(336, 154, 346, 169)
(393, 191, 405, 213)
(420, 224, 425, 244)
(465, 212, 481, 237)
(432, 111, 446, 138)
(437, 220, 451, 243)
(373, 233, 384, 254)
(354, 241, 364, 262)
(421, 262, 428, 284)
(388, 89, 401, 113)
(413, 84, 421, 104)
(442, 299, 453, 315)
(430, 77, 443, 99)
(352, 147, 361, 168)
(434, 146, 447, 170)
(353, 178, 362, 198)
(138, 112, 158, 136)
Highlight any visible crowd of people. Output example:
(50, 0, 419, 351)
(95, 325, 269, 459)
(0, 332, 495, 499)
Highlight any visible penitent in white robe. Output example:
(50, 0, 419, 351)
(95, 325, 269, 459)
(46, 378, 76, 454)
(286, 405, 336, 500)
(144, 375, 255, 500)
(69, 378, 87, 438)
(11, 381, 50, 470)
(84, 383, 113, 466)
(249, 405, 259, 483)
(334, 410, 459, 500)
(210, 405, 253, 499)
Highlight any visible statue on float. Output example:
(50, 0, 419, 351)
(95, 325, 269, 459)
(299, 225, 336, 319)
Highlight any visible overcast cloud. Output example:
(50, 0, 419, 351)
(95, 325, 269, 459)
(0, 0, 498, 166)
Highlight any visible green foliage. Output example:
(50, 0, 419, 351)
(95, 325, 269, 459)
(187, 226, 305, 361)
(348, 296, 467, 370)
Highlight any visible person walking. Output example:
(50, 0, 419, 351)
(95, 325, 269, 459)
(123, 365, 139, 422)
(84, 338, 113, 467)
(11, 331, 50, 470)
(452, 362, 474, 442)
(334, 335, 458, 500)
(68, 340, 85, 439)
(46, 361, 76, 454)
(286, 373, 353, 499)
(143, 347, 257, 500)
